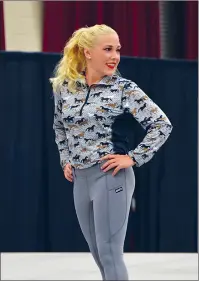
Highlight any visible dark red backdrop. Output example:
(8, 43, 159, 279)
(0, 1, 5, 50)
(42, 1, 161, 58)
(0, 1, 197, 59)
(185, 1, 198, 60)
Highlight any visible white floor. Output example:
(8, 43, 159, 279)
(1, 253, 198, 280)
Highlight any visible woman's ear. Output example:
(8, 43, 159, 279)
(84, 49, 91, 60)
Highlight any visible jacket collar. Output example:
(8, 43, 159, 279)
(98, 74, 118, 86)
(76, 71, 118, 87)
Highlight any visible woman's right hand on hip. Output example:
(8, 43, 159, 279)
(63, 163, 73, 182)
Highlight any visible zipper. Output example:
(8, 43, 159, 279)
(79, 87, 91, 116)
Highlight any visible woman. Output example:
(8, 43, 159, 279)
(50, 24, 172, 280)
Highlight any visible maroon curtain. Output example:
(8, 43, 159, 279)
(0, 1, 5, 50)
(43, 1, 160, 58)
(185, 1, 198, 60)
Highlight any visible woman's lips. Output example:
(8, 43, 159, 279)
(106, 63, 116, 69)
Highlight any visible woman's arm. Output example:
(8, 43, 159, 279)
(53, 91, 70, 169)
(122, 81, 173, 167)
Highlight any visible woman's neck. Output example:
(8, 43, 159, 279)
(85, 69, 103, 86)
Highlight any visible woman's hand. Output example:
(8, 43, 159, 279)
(63, 163, 73, 182)
(99, 154, 136, 176)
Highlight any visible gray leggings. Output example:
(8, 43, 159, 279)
(72, 161, 135, 280)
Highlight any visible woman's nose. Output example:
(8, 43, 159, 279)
(111, 52, 120, 60)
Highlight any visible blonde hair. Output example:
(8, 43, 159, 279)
(50, 24, 117, 93)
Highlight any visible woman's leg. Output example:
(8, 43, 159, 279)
(91, 166, 135, 280)
(72, 169, 105, 280)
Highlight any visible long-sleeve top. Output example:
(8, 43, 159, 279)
(53, 74, 173, 169)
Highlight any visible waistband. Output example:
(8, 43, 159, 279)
(72, 160, 106, 178)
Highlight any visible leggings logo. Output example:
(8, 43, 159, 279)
(115, 186, 123, 193)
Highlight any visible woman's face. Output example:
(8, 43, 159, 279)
(85, 32, 121, 78)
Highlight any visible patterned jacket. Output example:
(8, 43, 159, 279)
(53, 74, 173, 169)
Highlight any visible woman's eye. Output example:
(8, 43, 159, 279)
(105, 48, 111, 51)
(104, 48, 121, 52)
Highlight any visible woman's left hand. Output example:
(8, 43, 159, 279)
(99, 154, 136, 176)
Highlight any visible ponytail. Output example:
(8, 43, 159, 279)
(50, 24, 117, 93)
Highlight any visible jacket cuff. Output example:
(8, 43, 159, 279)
(128, 150, 145, 167)
(61, 159, 69, 170)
